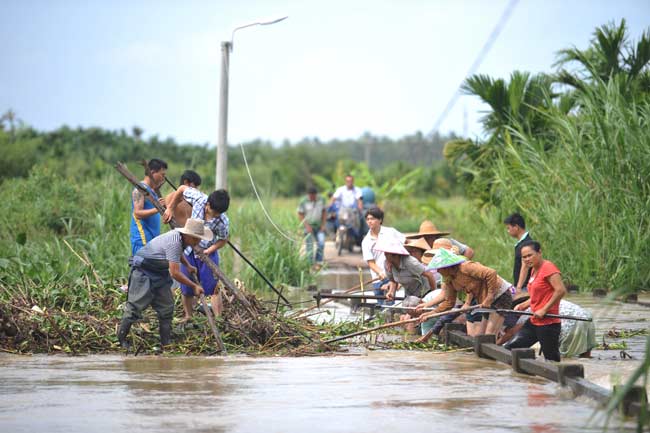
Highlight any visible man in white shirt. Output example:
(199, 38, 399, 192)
(361, 207, 405, 305)
(330, 175, 363, 211)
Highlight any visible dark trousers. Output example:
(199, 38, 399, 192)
(504, 319, 561, 362)
(121, 268, 174, 325)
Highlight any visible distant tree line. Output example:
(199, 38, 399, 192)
(0, 117, 462, 198)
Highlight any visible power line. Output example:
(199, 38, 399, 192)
(431, 0, 520, 134)
(239, 141, 302, 244)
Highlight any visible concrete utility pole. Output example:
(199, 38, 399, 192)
(215, 16, 288, 190)
(216, 41, 231, 190)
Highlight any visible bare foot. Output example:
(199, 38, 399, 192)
(178, 316, 192, 325)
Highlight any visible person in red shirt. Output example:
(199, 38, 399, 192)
(504, 240, 567, 361)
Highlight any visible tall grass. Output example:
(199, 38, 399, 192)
(221, 197, 313, 292)
(489, 80, 650, 291)
(0, 169, 313, 307)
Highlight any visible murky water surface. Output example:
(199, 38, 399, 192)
(0, 269, 646, 432)
(0, 352, 637, 433)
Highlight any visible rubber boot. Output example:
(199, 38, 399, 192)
(117, 320, 132, 350)
(159, 320, 172, 347)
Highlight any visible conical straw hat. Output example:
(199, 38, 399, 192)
(425, 248, 466, 270)
(404, 237, 432, 251)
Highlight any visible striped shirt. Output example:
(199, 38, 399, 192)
(136, 230, 184, 263)
(183, 187, 209, 219)
(182, 187, 230, 250)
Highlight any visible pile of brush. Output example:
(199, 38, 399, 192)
(0, 269, 336, 356)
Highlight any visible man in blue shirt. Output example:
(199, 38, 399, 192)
(129, 158, 168, 255)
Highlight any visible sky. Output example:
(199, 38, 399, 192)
(1, 0, 649, 146)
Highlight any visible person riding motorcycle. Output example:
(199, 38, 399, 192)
(329, 175, 363, 252)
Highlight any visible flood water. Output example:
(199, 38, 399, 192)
(0, 268, 646, 432)
(0, 352, 637, 433)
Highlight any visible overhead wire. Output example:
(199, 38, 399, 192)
(239, 141, 303, 243)
(231, 2, 521, 238)
(431, 0, 520, 133)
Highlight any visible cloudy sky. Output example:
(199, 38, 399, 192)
(2, 0, 648, 145)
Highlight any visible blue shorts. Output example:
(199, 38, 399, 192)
(180, 250, 219, 296)
(466, 299, 488, 323)
(373, 278, 392, 306)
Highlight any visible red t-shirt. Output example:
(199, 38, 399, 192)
(528, 260, 562, 326)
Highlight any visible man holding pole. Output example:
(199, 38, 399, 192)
(130, 158, 168, 255)
(163, 186, 230, 323)
(118, 218, 211, 350)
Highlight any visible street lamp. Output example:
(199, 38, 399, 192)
(216, 15, 288, 190)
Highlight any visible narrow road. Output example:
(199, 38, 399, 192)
(323, 240, 366, 270)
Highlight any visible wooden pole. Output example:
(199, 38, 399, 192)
(474, 308, 593, 322)
(323, 305, 480, 344)
(199, 294, 226, 354)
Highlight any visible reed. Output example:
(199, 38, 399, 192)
(488, 80, 650, 292)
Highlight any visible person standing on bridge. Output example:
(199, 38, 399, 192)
(118, 218, 211, 350)
(297, 186, 327, 269)
(361, 207, 405, 305)
(504, 212, 534, 296)
(504, 240, 567, 362)
(376, 237, 438, 300)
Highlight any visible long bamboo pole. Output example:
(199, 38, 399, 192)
(475, 308, 592, 322)
(323, 305, 480, 344)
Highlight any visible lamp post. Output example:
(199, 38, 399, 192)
(216, 16, 288, 190)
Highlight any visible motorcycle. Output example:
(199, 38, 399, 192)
(335, 207, 362, 255)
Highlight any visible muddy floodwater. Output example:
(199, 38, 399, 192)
(0, 352, 639, 433)
(0, 268, 647, 432)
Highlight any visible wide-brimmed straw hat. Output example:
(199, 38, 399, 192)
(404, 237, 431, 251)
(405, 220, 450, 239)
(175, 218, 213, 241)
(373, 237, 409, 256)
(425, 248, 466, 270)
(421, 249, 437, 265)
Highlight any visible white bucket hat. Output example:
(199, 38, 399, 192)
(175, 218, 213, 241)
(373, 237, 409, 255)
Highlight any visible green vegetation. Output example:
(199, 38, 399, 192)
(445, 20, 650, 293)
(1, 22, 649, 418)
(443, 20, 650, 430)
(0, 118, 461, 198)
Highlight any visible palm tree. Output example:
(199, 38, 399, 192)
(444, 71, 559, 204)
(554, 19, 650, 100)
(0, 109, 17, 138)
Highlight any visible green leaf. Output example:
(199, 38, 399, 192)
(16, 232, 27, 245)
